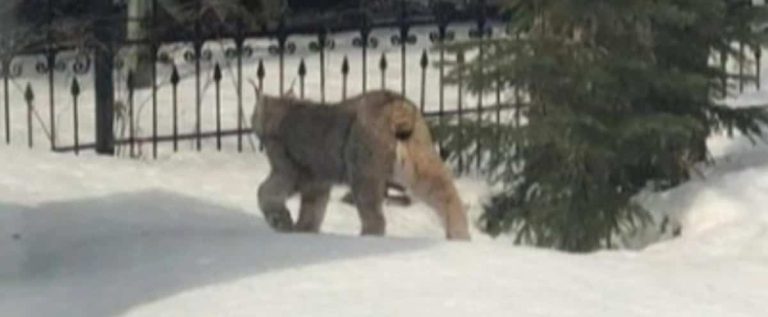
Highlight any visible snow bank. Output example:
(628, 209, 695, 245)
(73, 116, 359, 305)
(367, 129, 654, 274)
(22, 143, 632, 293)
(1, 143, 766, 317)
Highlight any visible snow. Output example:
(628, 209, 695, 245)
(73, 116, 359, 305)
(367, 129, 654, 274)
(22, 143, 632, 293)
(2, 128, 768, 316)
(2, 27, 768, 317)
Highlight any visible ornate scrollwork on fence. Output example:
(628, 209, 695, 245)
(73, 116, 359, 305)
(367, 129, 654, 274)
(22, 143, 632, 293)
(1, 60, 23, 78)
(352, 37, 380, 49)
(268, 42, 297, 55)
(309, 38, 335, 52)
(72, 55, 91, 74)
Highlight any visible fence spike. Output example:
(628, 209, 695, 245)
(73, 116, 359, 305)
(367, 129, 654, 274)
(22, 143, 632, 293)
(127, 70, 135, 90)
(214, 63, 222, 82)
(257, 59, 265, 80)
(24, 83, 34, 102)
(341, 56, 350, 75)
(420, 49, 428, 69)
(379, 53, 387, 70)
(71, 78, 80, 96)
(170, 65, 180, 85)
(298, 59, 307, 77)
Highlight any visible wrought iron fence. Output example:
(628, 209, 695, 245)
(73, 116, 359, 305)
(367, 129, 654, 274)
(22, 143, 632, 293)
(0, 0, 761, 173)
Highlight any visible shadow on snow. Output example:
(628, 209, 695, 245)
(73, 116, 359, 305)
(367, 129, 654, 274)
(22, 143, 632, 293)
(0, 190, 433, 317)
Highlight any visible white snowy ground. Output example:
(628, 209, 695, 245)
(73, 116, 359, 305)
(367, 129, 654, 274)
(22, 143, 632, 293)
(2, 30, 768, 316)
(1, 138, 767, 317)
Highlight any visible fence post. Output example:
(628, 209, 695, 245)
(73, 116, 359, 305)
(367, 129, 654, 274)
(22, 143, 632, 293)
(94, 0, 115, 155)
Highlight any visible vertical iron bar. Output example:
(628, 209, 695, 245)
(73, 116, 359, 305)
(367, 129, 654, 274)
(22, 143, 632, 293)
(3, 59, 9, 144)
(151, 51, 158, 158)
(400, 41, 407, 96)
(151, 0, 158, 159)
(25, 84, 33, 148)
(214, 63, 222, 150)
(47, 52, 56, 150)
(319, 31, 326, 103)
(299, 59, 306, 98)
(257, 59, 265, 96)
(195, 46, 201, 151)
(236, 31, 244, 152)
(47, 0, 56, 151)
(757, 46, 762, 90)
(71, 78, 80, 155)
(438, 25, 446, 118)
(419, 50, 427, 113)
(128, 71, 135, 157)
(195, 0, 202, 151)
(380, 53, 387, 89)
(457, 51, 464, 173)
(362, 35, 368, 93)
(171, 65, 179, 151)
(437, 25, 446, 154)
(360, 0, 368, 93)
(342, 56, 349, 100)
(399, 0, 407, 96)
(279, 39, 285, 95)
(257, 59, 265, 151)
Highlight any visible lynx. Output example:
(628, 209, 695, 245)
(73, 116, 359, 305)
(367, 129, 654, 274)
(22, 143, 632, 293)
(251, 86, 470, 240)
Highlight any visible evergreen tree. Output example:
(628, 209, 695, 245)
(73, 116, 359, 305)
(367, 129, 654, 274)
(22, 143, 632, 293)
(440, 0, 768, 251)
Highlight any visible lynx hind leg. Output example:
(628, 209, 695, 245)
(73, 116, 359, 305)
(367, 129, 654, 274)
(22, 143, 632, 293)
(351, 176, 388, 236)
(258, 171, 297, 232)
(294, 182, 332, 233)
(394, 141, 471, 240)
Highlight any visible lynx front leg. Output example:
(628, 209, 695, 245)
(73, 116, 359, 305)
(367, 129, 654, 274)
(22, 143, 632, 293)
(258, 171, 297, 232)
(294, 182, 332, 233)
